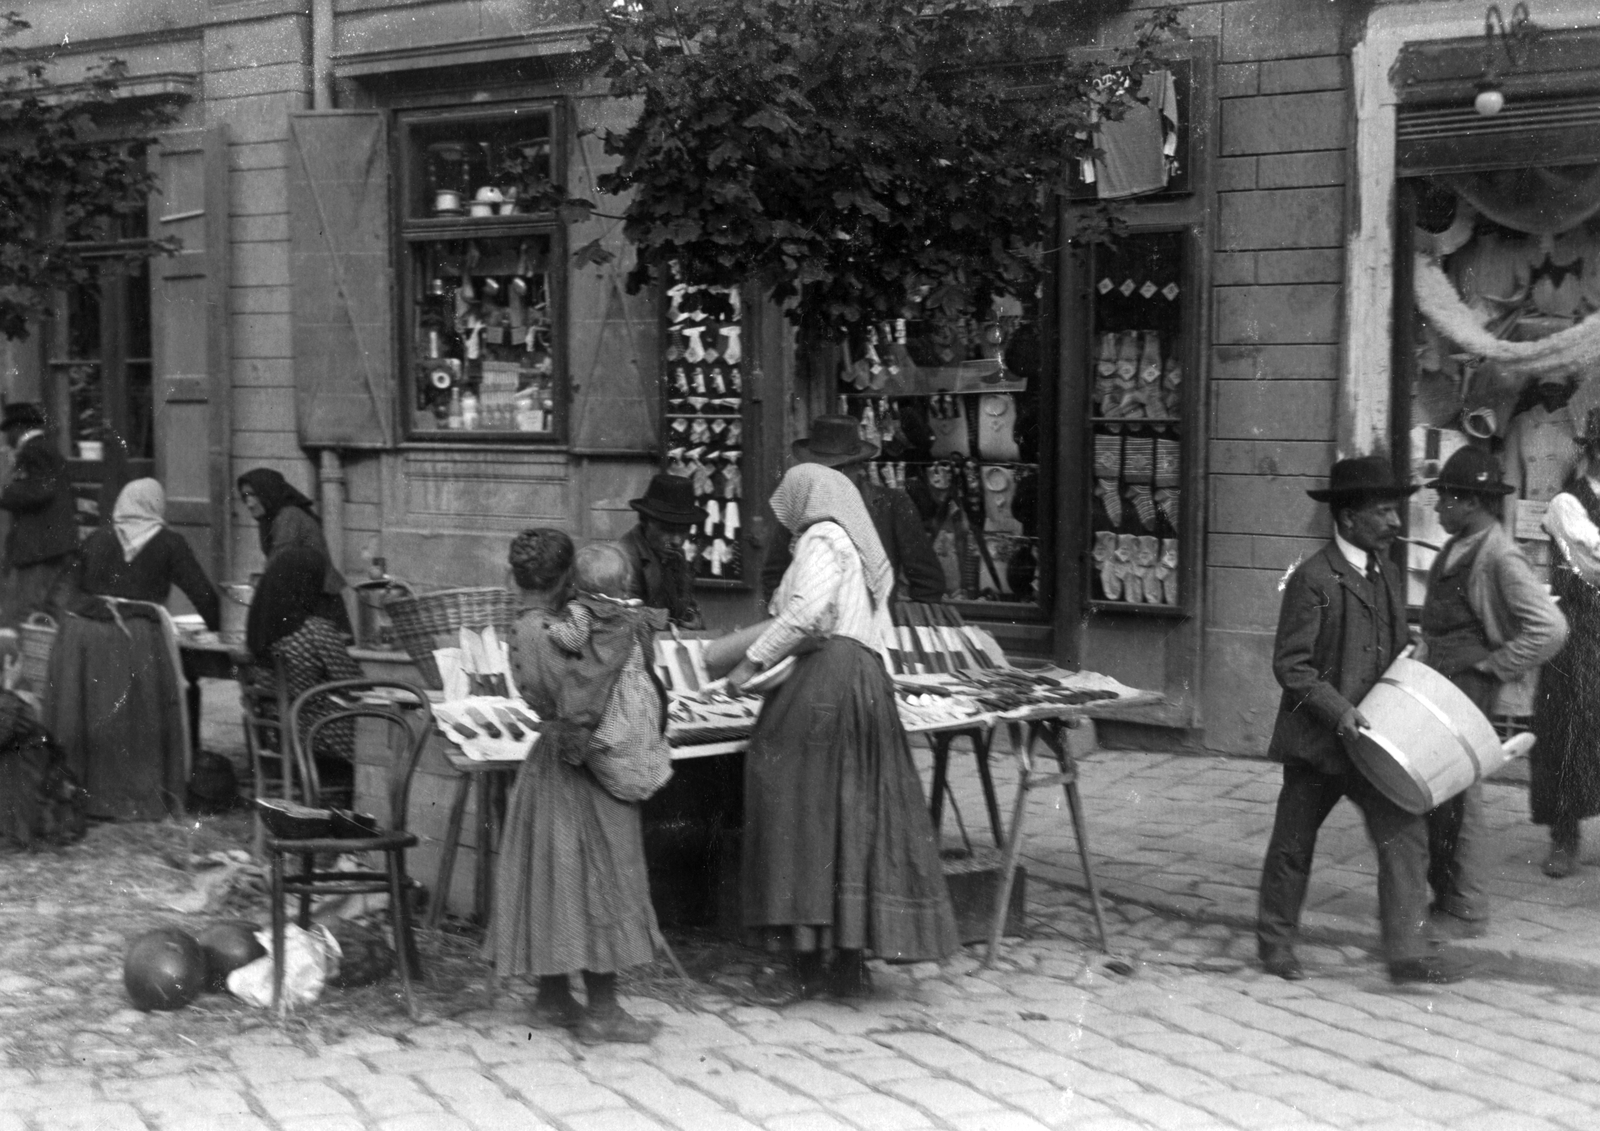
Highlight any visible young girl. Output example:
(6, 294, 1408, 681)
(488, 534, 669, 1044)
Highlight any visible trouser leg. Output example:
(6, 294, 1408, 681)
(1257, 763, 1341, 951)
(1348, 769, 1431, 962)
(1427, 669, 1497, 921)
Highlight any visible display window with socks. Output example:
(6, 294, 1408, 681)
(1085, 229, 1188, 609)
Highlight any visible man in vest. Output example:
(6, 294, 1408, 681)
(1417, 447, 1566, 937)
(1256, 456, 1472, 984)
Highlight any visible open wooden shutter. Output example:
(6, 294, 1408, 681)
(567, 103, 660, 455)
(288, 111, 394, 448)
(151, 125, 230, 580)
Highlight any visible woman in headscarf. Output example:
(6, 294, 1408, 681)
(725, 463, 957, 1002)
(44, 478, 221, 820)
(237, 468, 348, 622)
(246, 546, 362, 774)
(486, 528, 665, 1045)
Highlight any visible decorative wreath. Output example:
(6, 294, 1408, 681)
(1413, 252, 1600, 380)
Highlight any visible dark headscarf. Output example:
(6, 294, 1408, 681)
(247, 546, 331, 658)
(238, 469, 317, 556)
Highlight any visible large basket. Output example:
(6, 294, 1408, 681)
(384, 587, 516, 688)
(18, 613, 56, 694)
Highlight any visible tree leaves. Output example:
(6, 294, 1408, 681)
(585, 0, 1178, 336)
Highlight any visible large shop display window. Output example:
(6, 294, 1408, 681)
(1086, 230, 1186, 611)
(1402, 167, 1600, 605)
(835, 285, 1047, 610)
(397, 104, 562, 439)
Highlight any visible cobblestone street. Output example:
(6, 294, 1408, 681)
(0, 690, 1598, 1130)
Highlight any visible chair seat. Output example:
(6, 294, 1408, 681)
(264, 831, 418, 854)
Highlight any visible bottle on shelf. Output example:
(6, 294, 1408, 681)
(460, 389, 480, 430)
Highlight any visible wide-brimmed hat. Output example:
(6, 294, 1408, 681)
(629, 472, 706, 526)
(1426, 446, 1515, 496)
(1306, 456, 1418, 502)
(0, 403, 45, 431)
(1575, 407, 1600, 454)
(791, 414, 879, 467)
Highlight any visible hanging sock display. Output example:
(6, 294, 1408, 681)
(1159, 539, 1180, 604)
(1095, 531, 1121, 600)
(718, 325, 741, 364)
(1094, 479, 1123, 527)
(1135, 536, 1161, 604)
(1117, 534, 1142, 602)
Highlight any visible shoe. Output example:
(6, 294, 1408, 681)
(1543, 845, 1578, 878)
(1389, 952, 1473, 985)
(828, 953, 874, 1000)
(527, 994, 583, 1031)
(576, 1005, 660, 1046)
(744, 964, 819, 1007)
(1259, 945, 1305, 981)
(1427, 908, 1489, 940)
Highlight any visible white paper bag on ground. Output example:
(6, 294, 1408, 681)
(227, 923, 342, 1009)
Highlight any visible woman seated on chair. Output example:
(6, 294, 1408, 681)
(45, 478, 221, 821)
(237, 468, 350, 627)
(245, 546, 363, 794)
(485, 528, 665, 1046)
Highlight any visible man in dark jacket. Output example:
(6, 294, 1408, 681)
(1255, 456, 1471, 985)
(0, 404, 78, 631)
(760, 415, 946, 602)
(617, 472, 704, 629)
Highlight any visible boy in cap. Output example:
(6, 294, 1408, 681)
(1256, 456, 1471, 984)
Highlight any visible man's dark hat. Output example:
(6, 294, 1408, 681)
(630, 472, 706, 526)
(1306, 456, 1418, 502)
(1575, 406, 1600, 454)
(791, 414, 879, 467)
(1425, 446, 1516, 496)
(0, 403, 45, 431)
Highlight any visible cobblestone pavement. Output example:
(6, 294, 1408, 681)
(0, 684, 1594, 1130)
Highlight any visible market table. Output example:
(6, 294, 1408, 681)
(175, 629, 251, 759)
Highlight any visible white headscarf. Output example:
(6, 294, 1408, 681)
(769, 463, 894, 609)
(113, 478, 166, 563)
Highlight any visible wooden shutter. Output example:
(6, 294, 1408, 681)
(151, 125, 230, 579)
(567, 104, 660, 455)
(288, 111, 395, 448)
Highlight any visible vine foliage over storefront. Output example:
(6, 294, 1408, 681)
(0, 12, 174, 341)
(576, 0, 1178, 337)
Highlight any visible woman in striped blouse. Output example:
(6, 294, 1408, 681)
(727, 463, 956, 1002)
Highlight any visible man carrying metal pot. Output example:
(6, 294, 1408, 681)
(1416, 448, 1566, 936)
(1256, 456, 1472, 985)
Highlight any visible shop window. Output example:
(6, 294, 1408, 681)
(396, 104, 563, 439)
(44, 251, 153, 528)
(1084, 229, 1188, 612)
(837, 284, 1048, 611)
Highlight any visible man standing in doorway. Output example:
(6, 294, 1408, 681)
(1256, 456, 1471, 985)
(0, 404, 78, 632)
(1418, 447, 1566, 938)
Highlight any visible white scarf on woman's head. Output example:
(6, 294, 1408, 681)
(113, 478, 166, 562)
(769, 462, 894, 609)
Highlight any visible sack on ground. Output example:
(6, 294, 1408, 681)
(227, 923, 342, 1009)
(0, 691, 86, 851)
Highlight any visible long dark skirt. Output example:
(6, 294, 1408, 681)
(741, 636, 958, 962)
(43, 613, 186, 821)
(1531, 575, 1600, 829)
(486, 748, 661, 979)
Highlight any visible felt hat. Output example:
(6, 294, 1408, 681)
(0, 403, 45, 432)
(629, 472, 706, 526)
(1306, 456, 1418, 502)
(1574, 406, 1600, 454)
(791, 414, 879, 467)
(1425, 446, 1516, 496)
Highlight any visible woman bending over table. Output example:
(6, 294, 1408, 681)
(726, 462, 957, 1001)
(486, 528, 664, 1045)
(45, 478, 220, 821)
(246, 546, 362, 791)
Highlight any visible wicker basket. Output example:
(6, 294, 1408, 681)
(385, 587, 516, 688)
(18, 613, 56, 694)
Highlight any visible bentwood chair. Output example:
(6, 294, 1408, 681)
(264, 679, 433, 1018)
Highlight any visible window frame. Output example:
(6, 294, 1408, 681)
(392, 99, 570, 444)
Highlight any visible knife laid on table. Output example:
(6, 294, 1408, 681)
(463, 705, 502, 738)
(490, 706, 525, 740)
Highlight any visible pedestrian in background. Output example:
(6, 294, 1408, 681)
(0, 403, 78, 631)
(1533, 409, 1600, 877)
(1256, 456, 1471, 985)
(1417, 447, 1566, 933)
